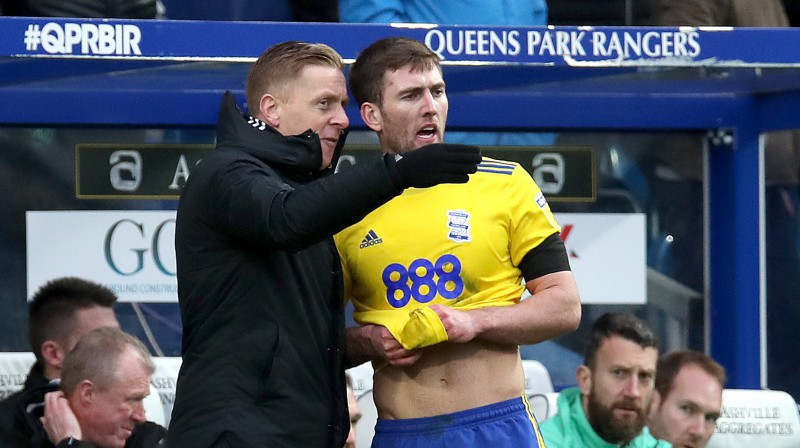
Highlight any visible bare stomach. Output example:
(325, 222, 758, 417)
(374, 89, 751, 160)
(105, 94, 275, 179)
(372, 340, 526, 419)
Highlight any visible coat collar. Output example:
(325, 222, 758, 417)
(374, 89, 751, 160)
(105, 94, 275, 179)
(215, 91, 347, 180)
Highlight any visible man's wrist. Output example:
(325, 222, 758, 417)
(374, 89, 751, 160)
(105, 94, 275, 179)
(470, 307, 493, 338)
(347, 325, 372, 357)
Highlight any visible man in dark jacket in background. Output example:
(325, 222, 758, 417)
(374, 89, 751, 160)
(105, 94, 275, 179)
(166, 41, 480, 448)
(4, 328, 165, 448)
(0, 277, 120, 444)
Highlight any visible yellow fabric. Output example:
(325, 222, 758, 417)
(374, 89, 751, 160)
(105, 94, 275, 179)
(400, 307, 448, 349)
(335, 157, 561, 349)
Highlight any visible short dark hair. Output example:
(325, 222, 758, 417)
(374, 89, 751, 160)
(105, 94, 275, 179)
(349, 36, 441, 107)
(28, 277, 117, 364)
(584, 312, 659, 369)
(654, 350, 727, 400)
(61, 327, 154, 395)
(245, 41, 343, 115)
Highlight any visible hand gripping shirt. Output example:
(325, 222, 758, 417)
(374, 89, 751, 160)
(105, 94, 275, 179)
(335, 157, 562, 349)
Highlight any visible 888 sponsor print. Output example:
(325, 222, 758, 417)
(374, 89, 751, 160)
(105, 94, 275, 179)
(382, 254, 464, 308)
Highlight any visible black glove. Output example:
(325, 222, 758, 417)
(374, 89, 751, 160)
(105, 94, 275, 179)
(385, 143, 482, 189)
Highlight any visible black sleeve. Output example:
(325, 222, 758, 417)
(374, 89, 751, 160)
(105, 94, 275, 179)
(217, 154, 401, 251)
(125, 421, 167, 447)
(519, 232, 572, 281)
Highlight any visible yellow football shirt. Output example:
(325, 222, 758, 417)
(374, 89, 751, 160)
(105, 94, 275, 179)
(335, 157, 562, 349)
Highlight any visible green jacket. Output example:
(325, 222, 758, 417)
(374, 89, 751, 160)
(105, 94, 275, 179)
(539, 388, 672, 448)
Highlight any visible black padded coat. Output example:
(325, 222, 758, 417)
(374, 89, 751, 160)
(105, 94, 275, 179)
(166, 92, 400, 448)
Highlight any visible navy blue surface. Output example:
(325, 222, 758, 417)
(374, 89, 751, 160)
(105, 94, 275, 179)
(3, 18, 800, 65)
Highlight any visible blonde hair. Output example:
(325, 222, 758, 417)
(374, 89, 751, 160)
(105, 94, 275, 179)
(245, 41, 343, 113)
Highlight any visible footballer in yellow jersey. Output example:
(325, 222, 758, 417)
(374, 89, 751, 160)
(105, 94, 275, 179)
(335, 157, 563, 350)
(341, 36, 580, 448)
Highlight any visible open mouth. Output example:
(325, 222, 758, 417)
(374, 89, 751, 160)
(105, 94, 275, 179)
(417, 124, 437, 140)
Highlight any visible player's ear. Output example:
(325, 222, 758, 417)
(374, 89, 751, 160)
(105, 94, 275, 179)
(577, 365, 592, 395)
(81, 380, 98, 409)
(259, 94, 281, 128)
(360, 102, 382, 133)
(41, 340, 66, 371)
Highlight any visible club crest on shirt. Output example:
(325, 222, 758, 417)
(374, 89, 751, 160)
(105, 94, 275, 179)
(447, 210, 471, 243)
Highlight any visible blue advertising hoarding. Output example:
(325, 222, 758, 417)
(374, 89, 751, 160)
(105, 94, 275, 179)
(2, 17, 800, 66)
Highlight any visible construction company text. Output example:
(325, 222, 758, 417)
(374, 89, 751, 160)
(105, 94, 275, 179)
(425, 29, 701, 60)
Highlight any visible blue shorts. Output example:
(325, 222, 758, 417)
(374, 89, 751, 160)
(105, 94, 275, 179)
(372, 396, 546, 448)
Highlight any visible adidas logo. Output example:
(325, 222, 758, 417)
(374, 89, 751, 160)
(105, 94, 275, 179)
(359, 229, 383, 249)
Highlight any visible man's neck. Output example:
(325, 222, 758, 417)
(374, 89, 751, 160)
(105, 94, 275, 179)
(44, 365, 59, 382)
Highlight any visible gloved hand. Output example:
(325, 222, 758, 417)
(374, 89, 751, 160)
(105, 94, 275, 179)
(385, 143, 482, 189)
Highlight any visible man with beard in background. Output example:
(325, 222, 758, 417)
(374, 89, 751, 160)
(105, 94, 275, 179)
(540, 313, 671, 447)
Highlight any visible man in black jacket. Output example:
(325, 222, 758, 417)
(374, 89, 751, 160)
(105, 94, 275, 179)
(0, 278, 120, 442)
(165, 41, 480, 448)
(6, 327, 165, 448)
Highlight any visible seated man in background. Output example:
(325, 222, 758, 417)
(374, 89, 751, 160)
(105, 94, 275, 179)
(345, 373, 361, 448)
(540, 313, 670, 448)
(647, 351, 726, 448)
(0, 277, 120, 439)
(30, 327, 165, 447)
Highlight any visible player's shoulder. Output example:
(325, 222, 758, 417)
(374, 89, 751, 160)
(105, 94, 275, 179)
(477, 156, 520, 174)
